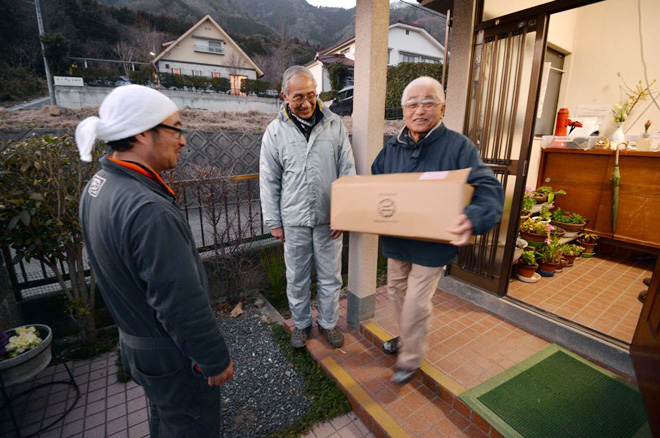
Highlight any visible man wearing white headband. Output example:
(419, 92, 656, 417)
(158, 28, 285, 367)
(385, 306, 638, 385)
(78, 85, 233, 437)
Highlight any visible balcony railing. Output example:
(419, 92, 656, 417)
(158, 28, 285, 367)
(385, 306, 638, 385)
(194, 45, 224, 55)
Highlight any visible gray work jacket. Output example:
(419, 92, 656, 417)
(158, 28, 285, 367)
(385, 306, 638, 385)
(259, 104, 356, 229)
(79, 157, 230, 378)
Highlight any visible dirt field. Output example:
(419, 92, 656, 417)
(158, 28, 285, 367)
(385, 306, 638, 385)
(0, 106, 404, 136)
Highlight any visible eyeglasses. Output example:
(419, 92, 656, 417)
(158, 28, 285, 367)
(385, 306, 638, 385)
(289, 92, 318, 105)
(155, 123, 186, 138)
(402, 101, 441, 111)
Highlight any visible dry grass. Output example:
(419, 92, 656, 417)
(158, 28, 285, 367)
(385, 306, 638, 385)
(0, 106, 404, 135)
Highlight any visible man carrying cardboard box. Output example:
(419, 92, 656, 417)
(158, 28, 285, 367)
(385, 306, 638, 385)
(260, 66, 356, 349)
(371, 76, 504, 384)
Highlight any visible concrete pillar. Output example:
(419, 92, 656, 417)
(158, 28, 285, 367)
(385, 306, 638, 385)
(346, 0, 390, 330)
(443, 0, 478, 133)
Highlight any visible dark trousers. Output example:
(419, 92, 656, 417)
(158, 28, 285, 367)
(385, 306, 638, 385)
(120, 335, 221, 438)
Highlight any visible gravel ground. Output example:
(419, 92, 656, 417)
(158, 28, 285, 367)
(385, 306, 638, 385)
(217, 309, 311, 437)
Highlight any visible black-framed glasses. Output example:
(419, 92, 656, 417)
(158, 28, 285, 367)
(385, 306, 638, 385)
(155, 123, 186, 138)
(402, 101, 441, 112)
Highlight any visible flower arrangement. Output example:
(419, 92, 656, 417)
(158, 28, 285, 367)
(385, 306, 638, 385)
(0, 326, 43, 360)
(537, 237, 564, 264)
(612, 74, 655, 124)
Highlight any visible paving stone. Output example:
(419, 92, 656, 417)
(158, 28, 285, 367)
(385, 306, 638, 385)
(86, 388, 107, 403)
(86, 399, 106, 415)
(63, 405, 86, 425)
(128, 420, 150, 438)
(127, 408, 148, 427)
(107, 404, 127, 422)
(126, 386, 143, 401)
(44, 400, 68, 419)
(84, 411, 106, 430)
(61, 418, 84, 437)
(106, 415, 128, 435)
(127, 395, 146, 413)
(84, 424, 106, 438)
(107, 382, 127, 396)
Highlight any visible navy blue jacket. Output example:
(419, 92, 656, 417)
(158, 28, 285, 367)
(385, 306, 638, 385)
(371, 123, 504, 267)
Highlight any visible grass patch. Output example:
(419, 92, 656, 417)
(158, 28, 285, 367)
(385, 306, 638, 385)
(267, 324, 351, 438)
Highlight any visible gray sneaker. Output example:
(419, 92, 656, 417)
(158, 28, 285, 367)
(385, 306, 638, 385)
(391, 368, 417, 385)
(290, 326, 312, 349)
(318, 326, 345, 348)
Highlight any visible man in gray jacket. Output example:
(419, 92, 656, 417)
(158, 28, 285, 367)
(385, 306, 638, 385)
(77, 85, 233, 437)
(260, 66, 356, 349)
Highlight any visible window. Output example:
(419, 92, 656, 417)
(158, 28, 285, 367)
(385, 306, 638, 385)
(172, 68, 181, 75)
(399, 53, 441, 64)
(212, 72, 221, 78)
(400, 53, 417, 63)
(230, 75, 247, 96)
(191, 70, 202, 76)
(534, 48, 565, 136)
(194, 38, 224, 55)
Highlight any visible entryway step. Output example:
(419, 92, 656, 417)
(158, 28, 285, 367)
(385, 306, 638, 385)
(359, 321, 503, 437)
(283, 317, 497, 437)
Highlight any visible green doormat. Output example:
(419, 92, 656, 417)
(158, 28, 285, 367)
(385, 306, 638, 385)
(460, 345, 650, 438)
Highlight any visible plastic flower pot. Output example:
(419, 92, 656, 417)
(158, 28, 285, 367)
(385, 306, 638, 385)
(537, 261, 559, 277)
(0, 324, 52, 387)
(579, 241, 597, 254)
(517, 263, 539, 278)
(564, 254, 577, 267)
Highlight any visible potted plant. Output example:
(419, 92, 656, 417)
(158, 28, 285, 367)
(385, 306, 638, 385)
(521, 187, 537, 217)
(517, 250, 538, 278)
(533, 186, 567, 205)
(550, 208, 587, 236)
(520, 219, 565, 247)
(536, 237, 564, 276)
(577, 232, 599, 257)
(561, 244, 583, 266)
(0, 325, 53, 387)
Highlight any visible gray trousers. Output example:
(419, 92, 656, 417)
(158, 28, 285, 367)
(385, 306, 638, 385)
(120, 332, 221, 438)
(283, 224, 343, 330)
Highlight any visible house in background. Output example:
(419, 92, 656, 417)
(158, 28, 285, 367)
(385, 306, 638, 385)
(153, 15, 263, 94)
(305, 21, 446, 94)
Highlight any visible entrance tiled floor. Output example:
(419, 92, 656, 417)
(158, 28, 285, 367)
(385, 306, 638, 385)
(369, 288, 549, 390)
(508, 249, 653, 343)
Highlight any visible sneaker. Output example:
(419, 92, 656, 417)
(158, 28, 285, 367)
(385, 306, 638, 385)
(290, 325, 312, 349)
(382, 337, 400, 355)
(318, 326, 344, 348)
(391, 368, 417, 385)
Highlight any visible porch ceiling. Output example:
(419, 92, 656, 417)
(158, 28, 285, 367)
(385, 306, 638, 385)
(417, 0, 454, 13)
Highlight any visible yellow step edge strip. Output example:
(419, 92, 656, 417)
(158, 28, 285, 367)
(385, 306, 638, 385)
(363, 322, 468, 395)
(321, 356, 411, 438)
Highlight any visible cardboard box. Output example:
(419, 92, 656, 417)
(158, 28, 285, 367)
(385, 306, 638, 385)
(330, 168, 474, 242)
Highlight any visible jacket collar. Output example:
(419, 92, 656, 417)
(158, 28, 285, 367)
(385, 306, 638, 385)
(395, 121, 446, 158)
(278, 101, 333, 126)
(101, 156, 176, 201)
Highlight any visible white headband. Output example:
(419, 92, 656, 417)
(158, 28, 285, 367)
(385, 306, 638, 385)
(75, 85, 179, 162)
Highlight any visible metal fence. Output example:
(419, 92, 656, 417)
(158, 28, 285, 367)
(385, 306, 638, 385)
(3, 173, 269, 301)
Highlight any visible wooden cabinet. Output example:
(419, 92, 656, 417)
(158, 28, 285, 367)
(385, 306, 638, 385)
(537, 148, 660, 249)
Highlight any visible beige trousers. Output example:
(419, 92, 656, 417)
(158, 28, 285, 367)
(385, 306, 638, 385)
(387, 258, 444, 370)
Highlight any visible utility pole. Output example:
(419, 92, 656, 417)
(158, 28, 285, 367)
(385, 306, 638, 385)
(33, 0, 57, 106)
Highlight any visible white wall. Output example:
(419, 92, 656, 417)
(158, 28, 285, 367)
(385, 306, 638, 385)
(562, 0, 660, 137)
(388, 26, 445, 65)
(55, 86, 280, 112)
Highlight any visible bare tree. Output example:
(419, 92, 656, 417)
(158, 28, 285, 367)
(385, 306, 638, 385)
(132, 20, 167, 60)
(113, 41, 137, 77)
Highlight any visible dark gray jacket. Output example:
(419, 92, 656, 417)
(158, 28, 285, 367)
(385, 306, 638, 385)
(80, 157, 230, 377)
(372, 123, 504, 267)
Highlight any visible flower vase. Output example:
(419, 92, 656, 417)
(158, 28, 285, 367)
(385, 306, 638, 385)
(610, 123, 626, 149)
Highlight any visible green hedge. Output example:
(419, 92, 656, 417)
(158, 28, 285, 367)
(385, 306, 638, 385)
(385, 62, 445, 109)
(319, 90, 336, 102)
